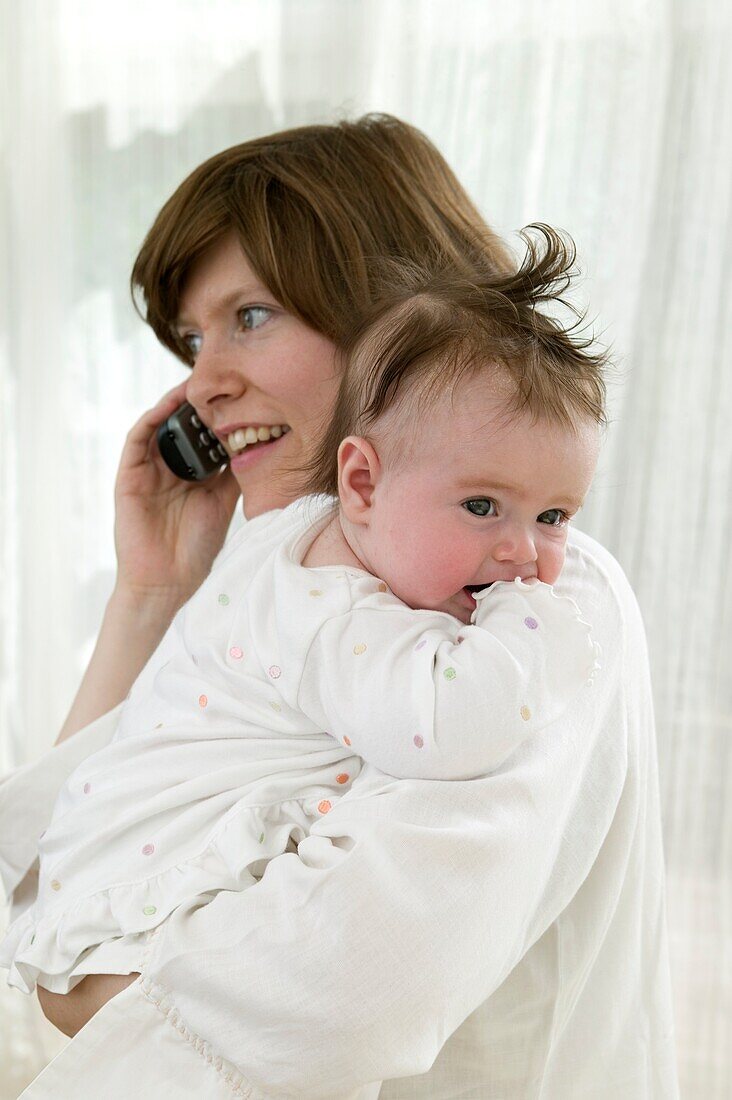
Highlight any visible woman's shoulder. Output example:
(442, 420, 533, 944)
(561, 526, 647, 667)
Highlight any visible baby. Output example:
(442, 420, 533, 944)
(1, 228, 605, 996)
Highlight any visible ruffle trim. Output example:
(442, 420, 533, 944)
(473, 577, 603, 686)
(1, 795, 320, 995)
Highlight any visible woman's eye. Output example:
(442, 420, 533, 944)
(239, 306, 271, 330)
(182, 333, 202, 357)
(539, 509, 569, 527)
(463, 498, 496, 517)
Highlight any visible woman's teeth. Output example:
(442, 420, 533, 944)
(226, 425, 290, 453)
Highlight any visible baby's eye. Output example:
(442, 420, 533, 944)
(463, 498, 496, 517)
(239, 306, 271, 330)
(538, 509, 570, 527)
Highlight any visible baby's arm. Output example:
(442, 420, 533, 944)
(298, 579, 599, 780)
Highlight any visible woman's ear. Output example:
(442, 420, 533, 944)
(338, 436, 381, 525)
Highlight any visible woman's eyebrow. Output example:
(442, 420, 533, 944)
(174, 286, 266, 329)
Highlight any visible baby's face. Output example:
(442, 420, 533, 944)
(362, 376, 600, 625)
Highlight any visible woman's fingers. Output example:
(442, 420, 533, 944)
(121, 381, 190, 471)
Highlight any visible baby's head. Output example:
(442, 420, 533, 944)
(302, 225, 608, 624)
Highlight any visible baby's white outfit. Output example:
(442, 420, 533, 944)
(1, 495, 599, 995)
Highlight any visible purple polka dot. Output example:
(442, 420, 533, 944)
(83, 782, 91, 794)
(414, 639, 427, 651)
(524, 617, 539, 630)
(142, 843, 155, 856)
(413, 735, 424, 748)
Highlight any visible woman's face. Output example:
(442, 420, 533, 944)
(175, 233, 340, 518)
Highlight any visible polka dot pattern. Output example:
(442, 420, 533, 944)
(343, 736, 352, 746)
(353, 643, 367, 655)
(414, 639, 427, 651)
(143, 905, 157, 916)
(142, 844, 155, 856)
(198, 694, 208, 708)
(229, 646, 244, 660)
(520, 705, 532, 721)
(377, 582, 388, 593)
(318, 800, 332, 814)
(268, 665, 282, 679)
(309, 589, 323, 597)
(270, 701, 282, 713)
(524, 617, 539, 630)
(444, 667, 456, 681)
(336, 773, 349, 785)
(218, 593, 230, 606)
(259, 832, 265, 844)
(83, 782, 91, 794)
(413, 735, 424, 749)
(50, 880, 61, 891)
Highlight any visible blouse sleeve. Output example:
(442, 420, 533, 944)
(297, 578, 600, 779)
(0, 706, 120, 910)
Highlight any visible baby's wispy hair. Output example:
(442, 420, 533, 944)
(294, 224, 610, 498)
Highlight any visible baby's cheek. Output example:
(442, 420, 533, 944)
(539, 539, 568, 586)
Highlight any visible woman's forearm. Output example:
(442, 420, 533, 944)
(55, 586, 184, 745)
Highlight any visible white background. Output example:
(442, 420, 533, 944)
(1, 0, 730, 1094)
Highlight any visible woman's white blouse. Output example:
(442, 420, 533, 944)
(0, 499, 679, 1098)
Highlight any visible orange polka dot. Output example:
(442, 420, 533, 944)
(336, 773, 349, 784)
(343, 736, 352, 746)
(199, 694, 208, 708)
(377, 582, 387, 593)
(318, 800, 332, 814)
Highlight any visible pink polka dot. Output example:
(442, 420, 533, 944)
(524, 617, 539, 630)
(343, 736, 352, 746)
(414, 639, 427, 651)
(268, 665, 282, 679)
(142, 844, 155, 856)
(318, 799, 332, 814)
(199, 694, 208, 707)
(229, 646, 244, 660)
(413, 735, 424, 748)
(83, 782, 91, 794)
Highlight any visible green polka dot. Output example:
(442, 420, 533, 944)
(218, 593, 230, 606)
(259, 832, 265, 844)
(143, 905, 157, 916)
(444, 667, 456, 681)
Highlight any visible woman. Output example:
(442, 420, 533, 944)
(1, 114, 678, 1098)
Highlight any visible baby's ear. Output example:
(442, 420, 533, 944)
(338, 436, 381, 524)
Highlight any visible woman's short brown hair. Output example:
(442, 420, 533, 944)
(298, 224, 608, 498)
(130, 113, 513, 363)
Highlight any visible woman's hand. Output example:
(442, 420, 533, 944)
(114, 381, 241, 610)
(37, 972, 140, 1037)
(56, 382, 241, 744)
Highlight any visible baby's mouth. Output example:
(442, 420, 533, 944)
(464, 583, 494, 595)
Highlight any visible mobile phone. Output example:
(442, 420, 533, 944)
(156, 402, 229, 481)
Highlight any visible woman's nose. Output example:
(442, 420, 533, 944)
(185, 341, 245, 414)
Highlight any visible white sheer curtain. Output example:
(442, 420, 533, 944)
(2, 0, 730, 1094)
